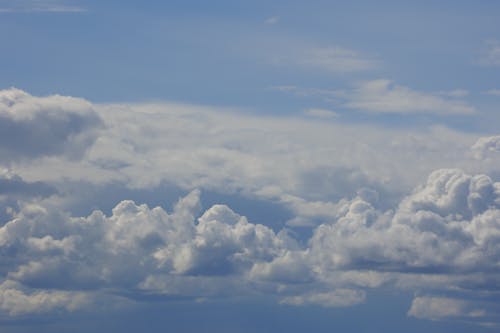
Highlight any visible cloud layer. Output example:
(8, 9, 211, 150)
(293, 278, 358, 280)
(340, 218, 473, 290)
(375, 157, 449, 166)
(0, 89, 499, 327)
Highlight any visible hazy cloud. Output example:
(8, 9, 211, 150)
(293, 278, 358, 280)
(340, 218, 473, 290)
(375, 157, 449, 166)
(297, 46, 378, 72)
(479, 40, 500, 67)
(344, 80, 476, 114)
(0, 0, 85, 13)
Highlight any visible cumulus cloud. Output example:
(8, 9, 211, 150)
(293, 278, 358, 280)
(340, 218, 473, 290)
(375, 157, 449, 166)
(308, 169, 500, 273)
(1, 89, 500, 326)
(0, 190, 299, 314)
(1, 168, 500, 323)
(0, 88, 102, 163)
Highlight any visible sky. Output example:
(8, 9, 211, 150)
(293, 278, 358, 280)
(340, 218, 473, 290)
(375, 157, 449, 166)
(1, 1, 500, 332)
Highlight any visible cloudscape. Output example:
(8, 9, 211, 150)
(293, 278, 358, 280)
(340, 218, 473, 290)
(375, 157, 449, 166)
(1, 1, 500, 332)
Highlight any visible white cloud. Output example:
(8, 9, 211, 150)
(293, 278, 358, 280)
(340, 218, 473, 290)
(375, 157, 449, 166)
(280, 289, 365, 307)
(408, 296, 486, 321)
(344, 80, 476, 114)
(1, 89, 500, 325)
(0, 88, 102, 163)
(297, 46, 378, 72)
(0, 280, 90, 316)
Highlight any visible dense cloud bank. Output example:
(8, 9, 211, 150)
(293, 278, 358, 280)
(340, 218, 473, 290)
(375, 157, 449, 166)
(0, 169, 499, 324)
(0, 89, 499, 326)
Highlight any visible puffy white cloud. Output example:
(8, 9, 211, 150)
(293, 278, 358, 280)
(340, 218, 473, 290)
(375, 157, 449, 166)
(1, 89, 500, 325)
(1, 168, 500, 324)
(0, 190, 300, 315)
(0, 88, 102, 163)
(308, 169, 500, 274)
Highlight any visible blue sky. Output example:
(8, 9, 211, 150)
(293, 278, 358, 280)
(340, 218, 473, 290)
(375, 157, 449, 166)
(1, 1, 500, 332)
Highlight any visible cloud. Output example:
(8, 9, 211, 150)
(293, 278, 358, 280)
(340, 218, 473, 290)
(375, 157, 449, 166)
(0, 280, 90, 316)
(307, 169, 500, 274)
(1, 168, 499, 321)
(471, 135, 500, 159)
(0, 88, 102, 164)
(0, 190, 300, 315)
(1, 89, 499, 325)
(265, 16, 280, 25)
(297, 47, 378, 72)
(280, 289, 365, 307)
(483, 89, 500, 96)
(0, 0, 85, 13)
(437, 89, 469, 98)
(0, 169, 55, 200)
(479, 40, 500, 67)
(303, 108, 338, 119)
(343, 80, 476, 115)
(408, 296, 486, 321)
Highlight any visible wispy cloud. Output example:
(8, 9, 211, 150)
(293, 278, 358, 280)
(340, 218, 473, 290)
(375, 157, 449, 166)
(0, 0, 86, 13)
(303, 108, 338, 119)
(265, 16, 280, 25)
(273, 80, 476, 115)
(483, 88, 500, 96)
(478, 39, 500, 67)
(343, 80, 476, 115)
(297, 46, 379, 72)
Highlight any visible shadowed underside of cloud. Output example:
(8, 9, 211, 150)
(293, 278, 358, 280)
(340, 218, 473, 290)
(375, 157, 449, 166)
(0, 88, 102, 163)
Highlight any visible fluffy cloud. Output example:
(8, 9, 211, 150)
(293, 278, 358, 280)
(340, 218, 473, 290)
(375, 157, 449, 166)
(1, 89, 500, 326)
(1, 168, 500, 323)
(0, 190, 299, 314)
(0, 88, 102, 163)
(309, 169, 500, 274)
